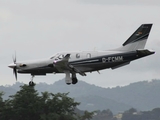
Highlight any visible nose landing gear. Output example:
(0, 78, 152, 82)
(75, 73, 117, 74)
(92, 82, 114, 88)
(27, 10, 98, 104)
(29, 75, 35, 86)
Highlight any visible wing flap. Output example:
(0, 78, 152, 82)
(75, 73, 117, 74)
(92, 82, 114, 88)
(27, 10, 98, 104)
(68, 64, 86, 76)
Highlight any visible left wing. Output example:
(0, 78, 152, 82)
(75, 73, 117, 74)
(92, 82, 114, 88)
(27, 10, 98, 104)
(68, 64, 86, 76)
(53, 54, 70, 70)
(53, 54, 86, 76)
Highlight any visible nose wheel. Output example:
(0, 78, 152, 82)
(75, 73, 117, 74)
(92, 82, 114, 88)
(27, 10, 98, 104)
(29, 75, 35, 86)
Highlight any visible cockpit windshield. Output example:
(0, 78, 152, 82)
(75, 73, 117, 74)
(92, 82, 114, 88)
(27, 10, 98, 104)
(50, 56, 55, 59)
(50, 53, 65, 60)
(50, 53, 59, 59)
(57, 54, 64, 59)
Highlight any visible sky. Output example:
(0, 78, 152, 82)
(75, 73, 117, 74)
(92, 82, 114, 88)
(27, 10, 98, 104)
(0, 0, 160, 88)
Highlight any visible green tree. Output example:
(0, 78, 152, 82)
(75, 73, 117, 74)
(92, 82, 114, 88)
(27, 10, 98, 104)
(151, 108, 160, 120)
(40, 92, 80, 120)
(92, 109, 114, 120)
(122, 108, 138, 120)
(0, 84, 94, 120)
(8, 85, 41, 120)
(0, 92, 4, 116)
(80, 110, 95, 120)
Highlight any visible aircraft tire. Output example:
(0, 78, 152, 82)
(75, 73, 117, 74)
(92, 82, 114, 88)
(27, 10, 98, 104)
(29, 81, 35, 86)
(72, 78, 78, 84)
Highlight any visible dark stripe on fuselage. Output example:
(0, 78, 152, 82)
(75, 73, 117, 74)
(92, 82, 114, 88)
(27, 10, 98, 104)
(18, 66, 58, 74)
(70, 51, 137, 66)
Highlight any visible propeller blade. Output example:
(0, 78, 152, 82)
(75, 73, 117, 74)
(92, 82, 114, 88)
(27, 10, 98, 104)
(13, 52, 16, 63)
(12, 55, 15, 63)
(12, 52, 17, 81)
(13, 67, 17, 81)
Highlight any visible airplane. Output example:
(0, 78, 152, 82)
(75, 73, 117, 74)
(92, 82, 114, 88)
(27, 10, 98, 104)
(8, 24, 155, 86)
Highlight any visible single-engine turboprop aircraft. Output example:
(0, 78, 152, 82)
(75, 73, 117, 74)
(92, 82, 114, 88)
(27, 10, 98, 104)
(8, 24, 155, 86)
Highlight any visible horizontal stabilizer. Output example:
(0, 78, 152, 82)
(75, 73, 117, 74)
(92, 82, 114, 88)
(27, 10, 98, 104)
(136, 49, 155, 56)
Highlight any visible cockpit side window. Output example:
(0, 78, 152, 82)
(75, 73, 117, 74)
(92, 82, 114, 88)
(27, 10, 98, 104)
(50, 56, 55, 59)
(58, 54, 64, 59)
(53, 54, 65, 61)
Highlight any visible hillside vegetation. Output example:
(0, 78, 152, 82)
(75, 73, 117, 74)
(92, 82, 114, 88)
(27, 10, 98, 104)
(1, 79, 160, 114)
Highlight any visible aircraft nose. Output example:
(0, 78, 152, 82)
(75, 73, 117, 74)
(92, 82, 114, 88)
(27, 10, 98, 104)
(8, 63, 16, 68)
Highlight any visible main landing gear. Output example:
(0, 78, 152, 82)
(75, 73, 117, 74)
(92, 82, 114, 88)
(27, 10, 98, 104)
(72, 73, 78, 85)
(65, 72, 78, 85)
(29, 75, 35, 86)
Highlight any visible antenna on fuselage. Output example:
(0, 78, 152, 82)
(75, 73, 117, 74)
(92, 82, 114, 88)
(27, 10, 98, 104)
(97, 70, 100, 74)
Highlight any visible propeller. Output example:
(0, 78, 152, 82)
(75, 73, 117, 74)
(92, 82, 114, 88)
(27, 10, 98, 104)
(12, 52, 17, 81)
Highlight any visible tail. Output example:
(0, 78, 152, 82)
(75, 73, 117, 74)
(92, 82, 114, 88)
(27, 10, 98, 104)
(115, 24, 153, 51)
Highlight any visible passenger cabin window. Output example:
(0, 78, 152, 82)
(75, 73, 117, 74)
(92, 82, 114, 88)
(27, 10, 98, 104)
(76, 53, 80, 58)
(87, 53, 91, 58)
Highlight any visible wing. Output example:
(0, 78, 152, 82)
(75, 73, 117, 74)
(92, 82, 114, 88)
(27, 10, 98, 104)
(53, 54, 70, 67)
(53, 54, 86, 76)
(68, 64, 86, 76)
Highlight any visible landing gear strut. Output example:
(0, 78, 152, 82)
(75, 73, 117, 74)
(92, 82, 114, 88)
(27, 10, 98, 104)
(65, 71, 72, 85)
(29, 75, 35, 86)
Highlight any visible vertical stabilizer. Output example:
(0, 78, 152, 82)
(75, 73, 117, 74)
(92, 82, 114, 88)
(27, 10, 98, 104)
(115, 24, 153, 51)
